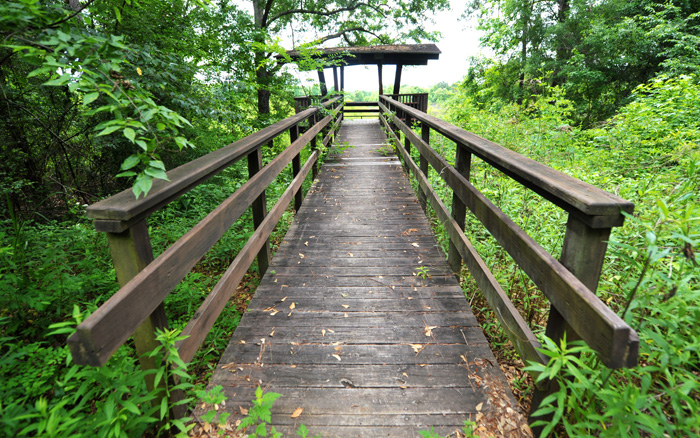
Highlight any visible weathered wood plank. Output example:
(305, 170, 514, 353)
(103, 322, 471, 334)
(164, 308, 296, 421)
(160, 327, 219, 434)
(88, 97, 342, 228)
(384, 109, 638, 369)
(203, 120, 525, 436)
(69, 118, 331, 366)
(176, 151, 319, 363)
(379, 97, 633, 224)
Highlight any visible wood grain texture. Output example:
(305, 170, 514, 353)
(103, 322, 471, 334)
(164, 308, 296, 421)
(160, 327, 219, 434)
(87, 98, 342, 226)
(382, 110, 638, 369)
(379, 97, 633, 225)
(201, 120, 526, 437)
(70, 116, 332, 366)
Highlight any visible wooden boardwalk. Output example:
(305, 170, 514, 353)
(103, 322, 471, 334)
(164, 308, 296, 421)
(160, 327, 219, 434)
(206, 120, 527, 437)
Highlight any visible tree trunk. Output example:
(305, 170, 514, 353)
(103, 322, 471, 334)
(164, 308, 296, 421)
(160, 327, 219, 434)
(253, 0, 272, 121)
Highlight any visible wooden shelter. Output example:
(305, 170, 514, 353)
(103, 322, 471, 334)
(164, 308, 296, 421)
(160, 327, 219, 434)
(287, 43, 441, 96)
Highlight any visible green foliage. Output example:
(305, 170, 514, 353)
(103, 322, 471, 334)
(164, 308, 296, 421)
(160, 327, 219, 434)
(441, 72, 700, 436)
(237, 386, 283, 438)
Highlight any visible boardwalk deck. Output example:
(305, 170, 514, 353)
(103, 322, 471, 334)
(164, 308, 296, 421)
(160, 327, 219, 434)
(204, 120, 528, 437)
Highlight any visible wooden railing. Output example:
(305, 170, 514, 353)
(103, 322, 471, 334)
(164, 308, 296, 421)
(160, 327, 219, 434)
(68, 98, 343, 380)
(343, 101, 379, 118)
(379, 95, 638, 412)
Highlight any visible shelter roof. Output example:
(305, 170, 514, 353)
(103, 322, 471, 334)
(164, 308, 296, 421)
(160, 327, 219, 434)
(286, 44, 441, 66)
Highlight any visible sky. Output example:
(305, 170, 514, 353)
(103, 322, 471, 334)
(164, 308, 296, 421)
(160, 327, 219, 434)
(284, 0, 484, 91)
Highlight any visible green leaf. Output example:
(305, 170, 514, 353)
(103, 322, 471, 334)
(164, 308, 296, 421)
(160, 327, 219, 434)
(120, 155, 141, 171)
(83, 92, 100, 105)
(145, 167, 169, 181)
(123, 127, 136, 143)
(133, 174, 154, 198)
(114, 6, 122, 23)
(96, 125, 122, 136)
(160, 396, 168, 420)
(116, 171, 137, 178)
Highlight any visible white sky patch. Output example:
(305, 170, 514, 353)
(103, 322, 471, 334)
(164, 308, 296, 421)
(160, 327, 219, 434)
(286, 0, 483, 90)
(235, 0, 484, 91)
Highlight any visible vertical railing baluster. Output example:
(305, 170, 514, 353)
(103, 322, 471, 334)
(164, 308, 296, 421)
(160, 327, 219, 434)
(447, 143, 471, 278)
(248, 147, 271, 275)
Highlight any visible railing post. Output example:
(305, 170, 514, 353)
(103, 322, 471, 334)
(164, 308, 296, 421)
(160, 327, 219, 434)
(248, 147, 271, 275)
(312, 122, 319, 181)
(290, 125, 302, 211)
(447, 143, 471, 277)
(417, 125, 430, 210)
(103, 220, 174, 407)
(530, 214, 614, 423)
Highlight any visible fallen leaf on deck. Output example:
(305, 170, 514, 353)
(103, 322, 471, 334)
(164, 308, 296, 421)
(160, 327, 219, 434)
(299, 253, 305, 258)
(332, 354, 342, 361)
(269, 329, 275, 337)
(410, 344, 423, 353)
(424, 326, 438, 336)
(342, 304, 350, 308)
(322, 329, 326, 336)
(411, 242, 420, 247)
(289, 302, 296, 310)
(304, 241, 308, 246)
(344, 312, 348, 318)
(281, 296, 287, 301)
(341, 293, 349, 298)
(239, 407, 248, 416)
(291, 407, 303, 418)
(270, 309, 279, 316)
(348, 252, 354, 257)
(476, 402, 483, 411)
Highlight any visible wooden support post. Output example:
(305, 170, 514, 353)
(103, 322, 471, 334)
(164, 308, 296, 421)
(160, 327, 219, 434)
(340, 66, 345, 91)
(447, 143, 471, 278)
(530, 215, 613, 423)
(393, 64, 403, 95)
(105, 220, 177, 412)
(417, 124, 431, 211)
(317, 69, 328, 97)
(332, 66, 339, 92)
(248, 147, 271, 275)
(312, 128, 319, 181)
(290, 126, 302, 211)
(378, 63, 383, 97)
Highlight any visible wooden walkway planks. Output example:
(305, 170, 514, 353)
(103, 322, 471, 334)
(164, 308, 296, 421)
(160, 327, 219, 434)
(204, 120, 527, 437)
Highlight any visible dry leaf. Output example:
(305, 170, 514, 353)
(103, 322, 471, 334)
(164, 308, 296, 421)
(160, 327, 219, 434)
(269, 329, 275, 337)
(289, 302, 296, 310)
(348, 252, 354, 257)
(270, 309, 279, 316)
(424, 325, 438, 337)
(322, 329, 326, 336)
(410, 344, 423, 353)
(299, 253, 305, 258)
(334, 346, 342, 351)
(332, 354, 342, 361)
(402, 372, 408, 378)
(344, 312, 348, 318)
(288, 311, 293, 317)
(411, 242, 420, 247)
(341, 293, 349, 298)
(239, 406, 249, 416)
(304, 241, 309, 246)
(476, 402, 483, 411)
(281, 296, 287, 301)
(342, 304, 350, 309)
(328, 329, 335, 333)
(291, 407, 303, 418)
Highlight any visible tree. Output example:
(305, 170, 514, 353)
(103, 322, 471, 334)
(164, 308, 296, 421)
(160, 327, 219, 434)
(248, 0, 450, 123)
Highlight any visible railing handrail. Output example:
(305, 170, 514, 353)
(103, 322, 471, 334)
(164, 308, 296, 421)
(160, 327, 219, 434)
(379, 95, 638, 371)
(380, 96, 633, 228)
(69, 99, 343, 368)
(88, 97, 343, 233)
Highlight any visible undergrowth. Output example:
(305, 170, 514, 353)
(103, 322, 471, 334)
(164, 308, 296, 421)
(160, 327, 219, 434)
(407, 74, 700, 436)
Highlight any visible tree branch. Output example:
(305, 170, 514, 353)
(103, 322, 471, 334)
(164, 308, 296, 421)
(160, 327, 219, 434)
(47, 0, 98, 28)
(267, 2, 385, 26)
(261, 0, 275, 28)
(314, 26, 383, 45)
